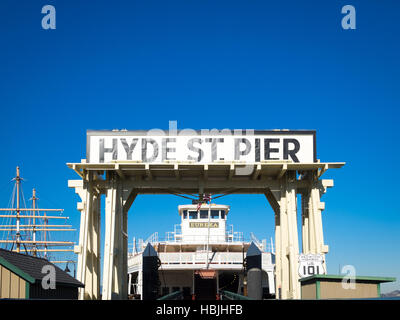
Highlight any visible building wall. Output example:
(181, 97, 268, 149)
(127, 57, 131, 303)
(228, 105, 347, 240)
(29, 283, 79, 299)
(301, 283, 316, 299)
(0, 265, 27, 299)
(319, 281, 378, 299)
(301, 280, 380, 299)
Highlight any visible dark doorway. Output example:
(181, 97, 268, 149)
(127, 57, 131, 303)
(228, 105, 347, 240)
(182, 287, 191, 300)
(218, 272, 239, 293)
(194, 272, 217, 300)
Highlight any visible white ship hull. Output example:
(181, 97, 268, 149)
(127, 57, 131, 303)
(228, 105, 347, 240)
(127, 203, 275, 300)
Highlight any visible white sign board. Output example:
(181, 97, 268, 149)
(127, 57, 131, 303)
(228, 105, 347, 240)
(86, 130, 316, 164)
(298, 254, 326, 278)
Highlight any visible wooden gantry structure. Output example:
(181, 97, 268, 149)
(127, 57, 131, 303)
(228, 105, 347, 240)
(68, 160, 344, 300)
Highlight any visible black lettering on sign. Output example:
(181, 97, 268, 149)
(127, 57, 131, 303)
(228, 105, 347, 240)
(205, 138, 224, 161)
(99, 138, 117, 163)
(283, 138, 300, 162)
(121, 138, 138, 160)
(162, 138, 176, 161)
(264, 138, 280, 160)
(255, 138, 260, 162)
(234, 138, 251, 160)
(141, 138, 159, 162)
(189, 222, 219, 228)
(187, 138, 204, 162)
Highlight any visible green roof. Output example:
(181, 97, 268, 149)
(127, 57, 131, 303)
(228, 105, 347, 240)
(0, 249, 83, 287)
(299, 274, 396, 283)
(0, 256, 35, 284)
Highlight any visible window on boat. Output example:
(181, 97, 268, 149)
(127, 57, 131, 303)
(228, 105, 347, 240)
(188, 211, 198, 219)
(182, 210, 188, 219)
(199, 210, 208, 219)
(221, 211, 226, 219)
(211, 210, 219, 219)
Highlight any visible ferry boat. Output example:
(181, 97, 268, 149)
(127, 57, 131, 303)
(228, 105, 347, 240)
(127, 202, 276, 300)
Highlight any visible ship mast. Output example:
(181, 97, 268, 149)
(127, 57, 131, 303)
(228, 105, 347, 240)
(0, 166, 76, 265)
(206, 194, 212, 269)
(15, 166, 21, 253)
(31, 188, 37, 256)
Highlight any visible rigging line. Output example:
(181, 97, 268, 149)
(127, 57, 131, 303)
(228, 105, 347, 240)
(166, 191, 196, 201)
(0, 179, 13, 190)
(21, 235, 29, 255)
(169, 191, 197, 200)
(4, 183, 17, 250)
(36, 194, 65, 213)
(20, 184, 33, 243)
(20, 184, 27, 209)
(168, 190, 199, 198)
(211, 189, 242, 200)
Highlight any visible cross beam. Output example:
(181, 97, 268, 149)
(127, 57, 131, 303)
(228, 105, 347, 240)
(67, 161, 344, 300)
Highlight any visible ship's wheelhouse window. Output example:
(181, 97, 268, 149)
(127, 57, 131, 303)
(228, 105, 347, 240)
(182, 210, 188, 219)
(188, 211, 197, 219)
(221, 211, 226, 219)
(211, 210, 219, 219)
(199, 210, 208, 219)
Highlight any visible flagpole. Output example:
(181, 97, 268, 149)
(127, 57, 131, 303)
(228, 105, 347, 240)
(206, 194, 211, 269)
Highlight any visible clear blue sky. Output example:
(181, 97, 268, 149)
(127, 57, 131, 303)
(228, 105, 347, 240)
(0, 0, 399, 293)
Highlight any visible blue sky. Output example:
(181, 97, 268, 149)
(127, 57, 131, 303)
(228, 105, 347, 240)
(0, 0, 399, 293)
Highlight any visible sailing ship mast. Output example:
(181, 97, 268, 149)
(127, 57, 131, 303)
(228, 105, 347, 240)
(0, 166, 76, 266)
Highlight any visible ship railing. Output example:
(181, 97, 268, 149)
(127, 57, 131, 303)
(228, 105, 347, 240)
(158, 252, 244, 265)
(144, 232, 159, 245)
(165, 224, 182, 242)
(226, 225, 244, 242)
(132, 233, 274, 253)
(250, 233, 274, 253)
(164, 234, 243, 243)
(219, 290, 253, 300)
(157, 290, 183, 301)
(133, 232, 159, 253)
(128, 251, 274, 268)
(225, 231, 243, 242)
(128, 254, 142, 266)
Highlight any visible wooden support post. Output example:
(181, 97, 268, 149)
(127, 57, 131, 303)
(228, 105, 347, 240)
(302, 171, 330, 255)
(301, 191, 310, 254)
(102, 176, 120, 299)
(265, 171, 300, 299)
(75, 187, 89, 300)
(128, 273, 132, 296)
(265, 189, 281, 299)
(284, 172, 300, 299)
(86, 193, 101, 299)
(102, 173, 136, 300)
(69, 175, 100, 300)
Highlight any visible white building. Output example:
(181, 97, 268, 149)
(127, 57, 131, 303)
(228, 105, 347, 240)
(127, 203, 275, 300)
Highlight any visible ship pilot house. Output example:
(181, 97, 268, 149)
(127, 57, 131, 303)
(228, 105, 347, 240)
(128, 203, 275, 300)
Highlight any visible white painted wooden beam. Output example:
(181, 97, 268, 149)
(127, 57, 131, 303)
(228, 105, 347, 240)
(252, 164, 261, 180)
(115, 164, 125, 179)
(277, 164, 287, 179)
(228, 164, 234, 180)
(145, 164, 152, 180)
(174, 164, 180, 179)
(203, 164, 208, 181)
